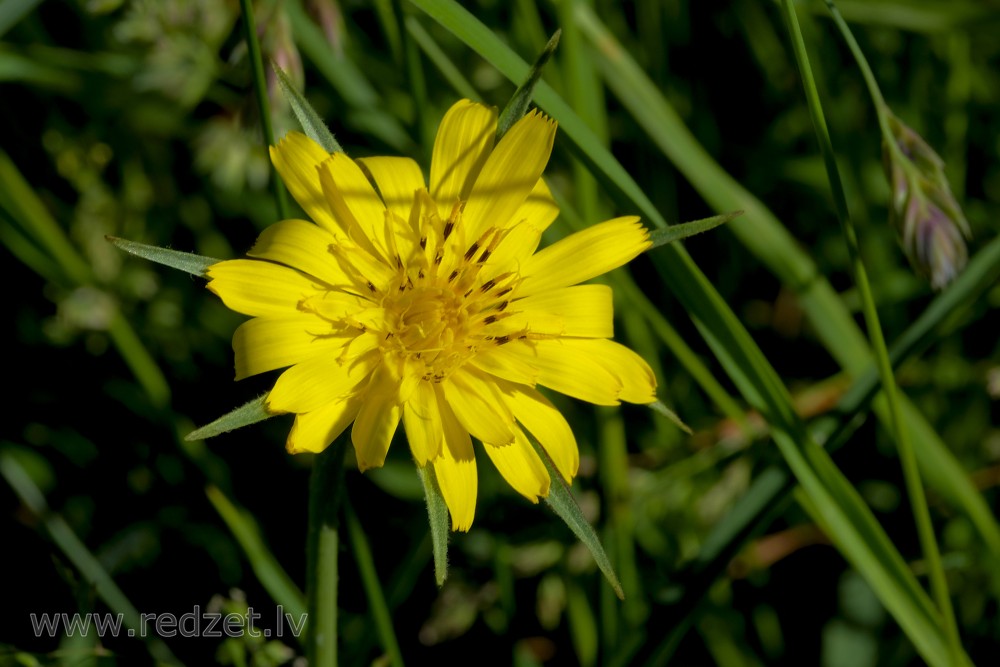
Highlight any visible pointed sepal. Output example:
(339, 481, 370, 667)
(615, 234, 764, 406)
(107, 236, 220, 277)
(496, 29, 561, 142)
(272, 62, 343, 154)
(187, 394, 276, 441)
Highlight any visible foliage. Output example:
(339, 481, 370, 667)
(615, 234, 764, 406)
(3, 0, 999, 665)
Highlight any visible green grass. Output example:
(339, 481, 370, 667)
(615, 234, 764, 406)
(2, 0, 999, 665)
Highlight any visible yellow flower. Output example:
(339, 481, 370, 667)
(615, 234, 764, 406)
(206, 100, 656, 530)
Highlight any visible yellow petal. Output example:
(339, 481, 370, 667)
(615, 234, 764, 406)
(351, 362, 402, 471)
(482, 426, 549, 502)
(247, 219, 350, 287)
(207, 259, 324, 317)
(432, 387, 477, 532)
(402, 379, 443, 466)
(286, 395, 364, 454)
(430, 100, 497, 212)
(269, 132, 340, 235)
(478, 179, 558, 280)
(467, 345, 539, 387)
(356, 156, 425, 222)
(587, 339, 658, 404)
(502, 284, 614, 338)
(517, 217, 651, 295)
(462, 109, 557, 243)
(477, 220, 543, 283)
(500, 383, 578, 482)
(266, 336, 379, 413)
(502, 339, 622, 405)
(514, 177, 559, 236)
(299, 291, 371, 324)
(318, 153, 391, 259)
(233, 315, 347, 380)
(440, 368, 515, 445)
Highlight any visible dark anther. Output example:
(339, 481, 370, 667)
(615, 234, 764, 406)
(464, 242, 480, 261)
(443, 221, 454, 239)
(419, 237, 427, 249)
(448, 270, 459, 282)
(478, 249, 492, 263)
(479, 279, 495, 292)
(484, 315, 497, 325)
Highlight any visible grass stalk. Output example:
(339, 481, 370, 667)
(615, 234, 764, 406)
(778, 0, 962, 658)
(239, 0, 290, 220)
(307, 439, 348, 666)
(344, 500, 405, 667)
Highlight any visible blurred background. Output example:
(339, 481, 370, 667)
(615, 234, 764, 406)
(2, 0, 999, 665)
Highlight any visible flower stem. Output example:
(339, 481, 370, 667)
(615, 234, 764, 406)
(306, 439, 348, 667)
(778, 0, 962, 659)
(821, 1, 901, 163)
(344, 500, 405, 667)
(239, 0, 291, 220)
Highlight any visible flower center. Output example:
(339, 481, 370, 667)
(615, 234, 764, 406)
(309, 190, 530, 383)
(382, 281, 474, 380)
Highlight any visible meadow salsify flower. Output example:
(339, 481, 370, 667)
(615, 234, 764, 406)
(205, 100, 656, 530)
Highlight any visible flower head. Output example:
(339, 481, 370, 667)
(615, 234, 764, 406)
(206, 100, 656, 530)
(884, 113, 971, 290)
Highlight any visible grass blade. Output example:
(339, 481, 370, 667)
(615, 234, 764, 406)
(206, 485, 307, 622)
(1, 448, 179, 664)
(406, 4, 973, 663)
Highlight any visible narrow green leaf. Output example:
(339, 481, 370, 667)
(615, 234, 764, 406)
(1, 448, 179, 664)
(206, 485, 307, 621)
(0, 0, 41, 38)
(345, 502, 404, 667)
(107, 236, 219, 278)
(240, 0, 290, 219)
(306, 441, 347, 667)
(568, 2, 1000, 563)
(647, 211, 743, 249)
(496, 29, 561, 141)
(186, 394, 275, 441)
(672, 233, 1000, 654)
(531, 439, 623, 599)
(402, 4, 971, 662)
(406, 17, 480, 102)
(286, 0, 413, 153)
(272, 62, 343, 154)
(417, 465, 450, 586)
(0, 154, 169, 406)
(781, 0, 959, 654)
